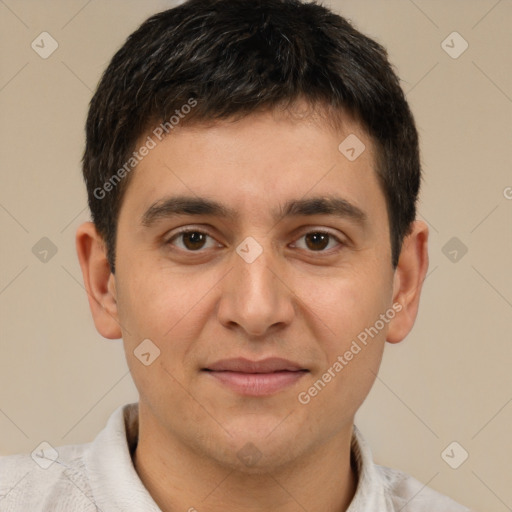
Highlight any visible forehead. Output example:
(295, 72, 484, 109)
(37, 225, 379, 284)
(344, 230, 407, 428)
(119, 108, 386, 227)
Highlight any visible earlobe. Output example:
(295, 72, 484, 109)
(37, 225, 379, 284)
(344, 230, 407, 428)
(75, 222, 122, 340)
(386, 220, 429, 344)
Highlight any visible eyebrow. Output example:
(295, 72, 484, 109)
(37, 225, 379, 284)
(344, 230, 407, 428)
(140, 194, 367, 227)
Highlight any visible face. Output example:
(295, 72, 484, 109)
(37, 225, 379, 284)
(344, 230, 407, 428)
(110, 108, 398, 470)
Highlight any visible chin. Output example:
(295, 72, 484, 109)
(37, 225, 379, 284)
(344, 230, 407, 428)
(208, 423, 304, 473)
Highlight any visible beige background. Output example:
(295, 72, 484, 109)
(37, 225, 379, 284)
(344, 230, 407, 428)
(0, 1, 511, 510)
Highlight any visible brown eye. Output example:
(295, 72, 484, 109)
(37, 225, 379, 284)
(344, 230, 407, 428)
(181, 232, 207, 250)
(293, 231, 343, 252)
(304, 232, 330, 251)
(167, 230, 217, 251)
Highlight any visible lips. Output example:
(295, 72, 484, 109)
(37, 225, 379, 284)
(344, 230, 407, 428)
(202, 357, 308, 396)
(204, 357, 306, 373)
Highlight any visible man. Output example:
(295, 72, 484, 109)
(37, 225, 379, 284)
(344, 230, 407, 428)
(0, 0, 472, 510)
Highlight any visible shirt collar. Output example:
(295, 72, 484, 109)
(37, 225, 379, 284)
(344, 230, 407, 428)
(347, 425, 392, 511)
(85, 403, 391, 512)
(84, 402, 160, 511)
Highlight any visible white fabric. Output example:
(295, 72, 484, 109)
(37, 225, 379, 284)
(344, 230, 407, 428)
(0, 402, 471, 511)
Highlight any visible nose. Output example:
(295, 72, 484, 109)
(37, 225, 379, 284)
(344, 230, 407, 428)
(216, 238, 295, 338)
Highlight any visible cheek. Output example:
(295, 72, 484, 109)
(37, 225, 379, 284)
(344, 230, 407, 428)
(115, 269, 205, 405)
(117, 265, 206, 338)
(295, 267, 391, 405)
(115, 265, 222, 388)
(298, 268, 392, 345)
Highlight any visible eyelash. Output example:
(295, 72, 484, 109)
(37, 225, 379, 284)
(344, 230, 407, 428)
(165, 227, 345, 254)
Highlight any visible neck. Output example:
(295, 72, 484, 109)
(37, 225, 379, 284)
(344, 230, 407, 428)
(133, 408, 357, 512)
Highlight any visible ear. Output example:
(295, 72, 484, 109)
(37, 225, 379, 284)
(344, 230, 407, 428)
(75, 222, 122, 340)
(386, 220, 429, 344)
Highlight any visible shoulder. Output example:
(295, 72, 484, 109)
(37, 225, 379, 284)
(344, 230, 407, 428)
(0, 443, 93, 511)
(376, 464, 473, 512)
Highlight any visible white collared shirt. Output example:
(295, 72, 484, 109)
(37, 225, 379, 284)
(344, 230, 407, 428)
(0, 402, 471, 511)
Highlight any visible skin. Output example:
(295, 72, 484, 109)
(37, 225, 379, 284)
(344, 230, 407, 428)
(76, 105, 428, 512)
